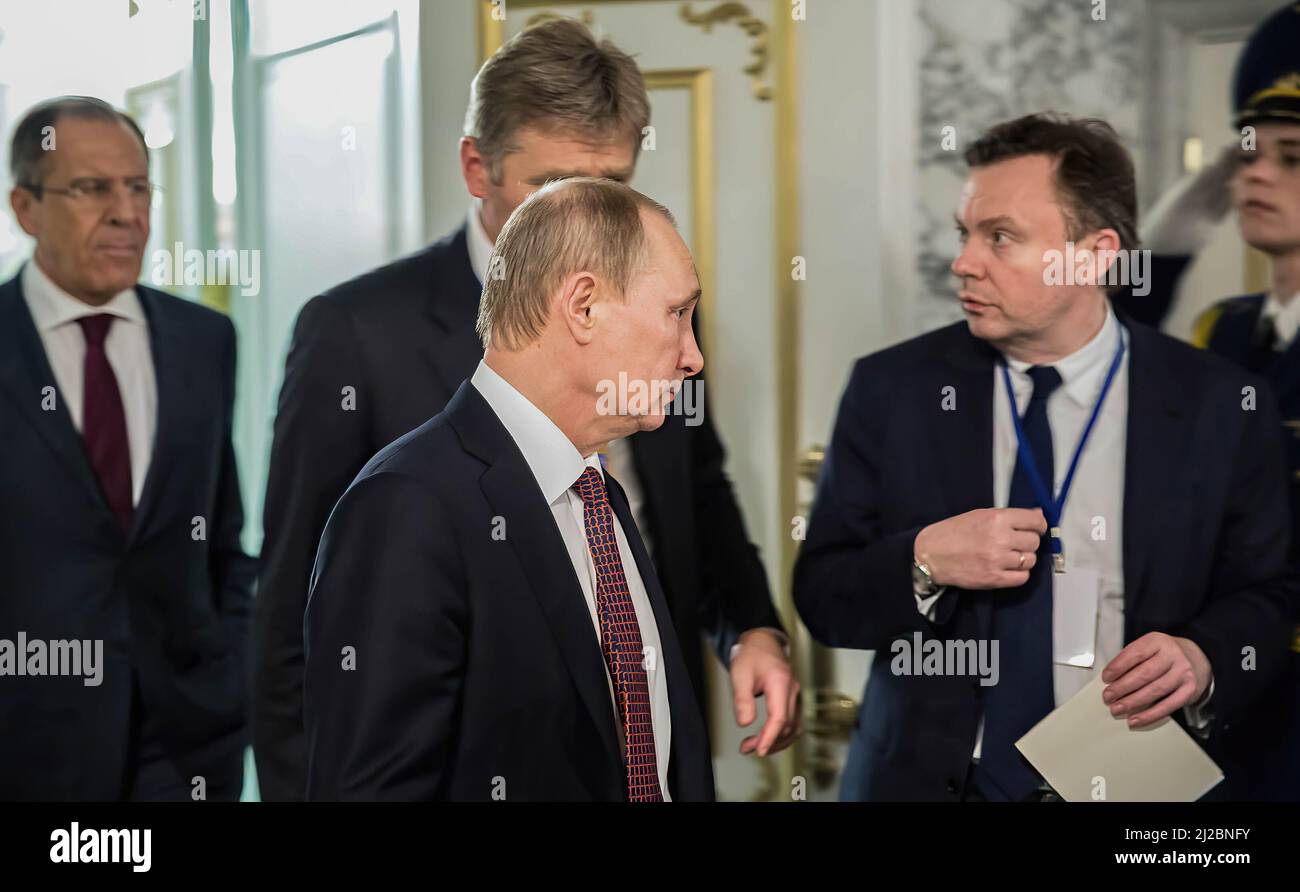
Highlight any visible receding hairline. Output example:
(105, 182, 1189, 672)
(10, 97, 149, 187)
(476, 177, 684, 350)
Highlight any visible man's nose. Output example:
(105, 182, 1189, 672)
(952, 242, 981, 280)
(105, 185, 145, 228)
(681, 330, 704, 378)
(1242, 153, 1278, 185)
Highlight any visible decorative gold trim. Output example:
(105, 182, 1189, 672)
(772, 0, 801, 799)
(679, 1, 772, 101)
(477, 1, 772, 102)
(1245, 73, 1300, 109)
(1190, 303, 1224, 350)
(476, 0, 680, 64)
(798, 445, 824, 484)
(476, 0, 505, 67)
(1241, 109, 1300, 122)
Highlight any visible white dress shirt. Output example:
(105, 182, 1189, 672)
(22, 259, 156, 505)
(465, 200, 495, 288)
(469, 359, 673, 799)
(1260, 290, 1300, 349)
(995, 307, 1130, 719)
(916, 306, 1210, 760)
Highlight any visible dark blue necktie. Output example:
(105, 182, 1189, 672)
(973, 364, 1061, 801)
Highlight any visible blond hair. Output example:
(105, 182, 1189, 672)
(476, 177, 676, 350)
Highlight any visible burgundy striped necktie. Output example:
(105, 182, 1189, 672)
(571, 467, 664, 802)
(77, 314, 133, 533)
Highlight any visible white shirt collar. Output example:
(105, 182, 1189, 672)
(1261, 291, 1300, 349)
(470, 359, 602, 504)
(1004, 304, 1123, 408)
(21, 257, 143, 333)
(466, 202, 495, 286)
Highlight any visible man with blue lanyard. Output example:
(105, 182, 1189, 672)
(795, 113, 1297, 802)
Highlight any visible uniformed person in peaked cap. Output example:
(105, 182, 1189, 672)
(1184, 2, 1300, 802)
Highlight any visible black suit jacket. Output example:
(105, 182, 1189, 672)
(794, 316, 1296, 801)
(302, 380, 716, 800)
(255, 225, 777, 800)
(1115, 263, 1300, 800)
(0, 272, 254, 800)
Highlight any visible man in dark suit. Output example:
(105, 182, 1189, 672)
(1109, 5, 1300, 800)
(0, 97, 253, 801)
(796, 114, 1296, 801)
(256, 19, 795, 801)
(305, 178, 714, 800)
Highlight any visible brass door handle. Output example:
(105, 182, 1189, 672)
(799, 445, 825, 485)
(807, 688, 857, 741)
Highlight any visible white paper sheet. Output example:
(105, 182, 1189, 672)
(1015, 676, 1223, 801)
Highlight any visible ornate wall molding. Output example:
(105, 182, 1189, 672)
(679, 1, 772, 100)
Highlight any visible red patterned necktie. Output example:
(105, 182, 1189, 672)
(571, 466, 664, 802)
(77, 314, 133, 533)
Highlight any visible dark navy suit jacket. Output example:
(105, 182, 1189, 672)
(794, 316, 1296, 801)
(257, 226, 776, 800)
(302, 380, 716, 801)
(1115, 265, 1300, 801)
(0, 272, 254, 800)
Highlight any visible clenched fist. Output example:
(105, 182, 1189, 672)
(914, 507, 1048, 590)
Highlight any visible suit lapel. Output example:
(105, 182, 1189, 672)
(1269, 329, 1300, 403)
(0, 274, 115, 520)
(126, 286, 192, 548)
(1121, 322, 1189, 622)
(625, 421, 680, 559)
(420, 226, 487, 395)
(934, 327, 997, 636)
(448, 383, 623, 770)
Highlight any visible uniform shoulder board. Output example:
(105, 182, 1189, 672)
(1191, 295, 1264, 349)
(1191, 302, 1227, 350)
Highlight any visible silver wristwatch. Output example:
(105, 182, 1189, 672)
(912, 558, 941, 596)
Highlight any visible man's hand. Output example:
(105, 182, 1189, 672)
(914, 508, 1047, 590)
(730, 629, 800, 757)
(1101, 632, 1213, 728)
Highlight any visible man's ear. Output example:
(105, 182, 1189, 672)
(459, 137, 489, 200)
(10, 187, 39, 238)
(1084, 227, 1123, 285)
(560, 272, 599, 346)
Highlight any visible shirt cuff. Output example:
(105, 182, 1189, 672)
(913, 587, 946, 620)
(729, 627, 791, 665)
(1182, 676, 1216, 735)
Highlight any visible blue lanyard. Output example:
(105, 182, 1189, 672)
(999, 328, 1126, 572)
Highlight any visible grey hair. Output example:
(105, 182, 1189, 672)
(9, 96, 148, 193)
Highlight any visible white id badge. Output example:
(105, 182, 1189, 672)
(1053, 566, 1099, 668)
